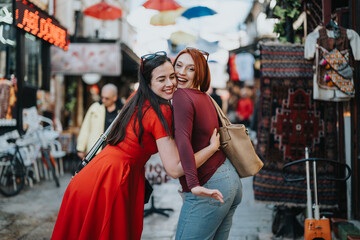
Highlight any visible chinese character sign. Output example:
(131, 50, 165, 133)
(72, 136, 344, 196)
(15, 0, 69, 50)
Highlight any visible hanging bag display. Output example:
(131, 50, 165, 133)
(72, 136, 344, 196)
(208, 95, 263, 178)
(319, 47, 354, 95)
(316, 23, 355, 96)
(320, 48, 353, 79)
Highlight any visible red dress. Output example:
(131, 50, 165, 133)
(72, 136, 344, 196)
(51, 104, 172, 240)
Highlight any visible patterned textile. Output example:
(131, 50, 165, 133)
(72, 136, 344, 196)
(322, 48, 354, 94)
(260, 44, 313, 78)
(253, 43, 339, 207)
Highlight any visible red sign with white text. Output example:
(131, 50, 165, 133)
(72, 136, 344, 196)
(15, 0, 69, 50)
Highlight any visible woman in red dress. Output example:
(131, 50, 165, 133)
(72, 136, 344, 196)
(51, 52, 223, 240)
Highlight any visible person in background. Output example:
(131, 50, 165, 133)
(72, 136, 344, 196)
(208, 86, 223, 109)
(236, 86, 254, 127)
(226, 81, 241, 124)
(51, 52, 222, 240)
(76, 83, 123, 159)
(172, 48, 242, 240)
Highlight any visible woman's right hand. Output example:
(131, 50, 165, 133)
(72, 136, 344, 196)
(210, 128, 220, 152)
(191, 186, 224, 203)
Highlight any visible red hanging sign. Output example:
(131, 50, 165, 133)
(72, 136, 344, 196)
(14, 0, 69, 50)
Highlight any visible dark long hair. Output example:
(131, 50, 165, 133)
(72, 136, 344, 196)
(107, 55, 174, 147)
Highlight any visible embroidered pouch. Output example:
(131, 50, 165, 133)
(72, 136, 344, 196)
(319, 48, 355, 95)
(323, 48, 353, 79)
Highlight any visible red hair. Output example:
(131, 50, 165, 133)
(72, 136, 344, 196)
(173, 48, 210, 92)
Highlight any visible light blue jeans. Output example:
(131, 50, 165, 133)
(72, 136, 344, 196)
(175, 159, 242, 240)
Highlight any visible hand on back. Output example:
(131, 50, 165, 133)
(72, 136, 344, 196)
(209, 128, 220, 152)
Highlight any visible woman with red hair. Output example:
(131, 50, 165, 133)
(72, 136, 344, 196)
(172, 48, 242, 239)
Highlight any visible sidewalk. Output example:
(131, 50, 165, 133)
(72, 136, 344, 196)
(142, 176, 273, 240)
(0, 174, 70, 240)
(0, 155, 273, 240)
(141, 154, 273, 240)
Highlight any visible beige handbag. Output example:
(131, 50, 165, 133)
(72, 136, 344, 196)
(209, 95, 263, 178)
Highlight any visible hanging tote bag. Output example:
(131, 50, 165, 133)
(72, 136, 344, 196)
(209, 95, 263, 178)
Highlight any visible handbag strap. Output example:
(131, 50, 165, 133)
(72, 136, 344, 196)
(207, 93, 231, 127)
(76, 108, 123, 173)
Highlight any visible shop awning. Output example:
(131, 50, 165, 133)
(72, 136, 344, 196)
(121, 43, 140, 77)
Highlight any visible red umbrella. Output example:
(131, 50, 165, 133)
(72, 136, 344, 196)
(143, 0, 182, 11)
(83, 2, 122, 20)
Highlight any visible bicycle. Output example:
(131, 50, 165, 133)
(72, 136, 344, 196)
(0, 130, 61, 197)
(0, 138, 27, 196)
(39, 144, 60, 188)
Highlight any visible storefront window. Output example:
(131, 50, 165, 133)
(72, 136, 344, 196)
(24, 33, 43, 88)
(0, 2, 18, 128)
(0, 2, 16, 79)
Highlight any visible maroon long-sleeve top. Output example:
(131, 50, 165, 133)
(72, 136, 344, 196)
(173, 88, 226, 192)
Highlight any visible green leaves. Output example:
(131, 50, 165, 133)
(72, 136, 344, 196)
(65, 80, 78, 112)
(287, 8, 299, 18)
(272, 0, 302, 43)
(273, 6, 286, 18)
(274, 20, 286, 35)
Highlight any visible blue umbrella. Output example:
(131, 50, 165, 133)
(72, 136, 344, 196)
(181, 6, 217, 19)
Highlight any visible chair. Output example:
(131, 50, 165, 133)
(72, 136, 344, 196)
(22, 107, 64, 179)
(50, 140, 66, 176)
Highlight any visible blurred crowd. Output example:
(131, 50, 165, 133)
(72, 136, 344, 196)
(209, 81, 258, 132)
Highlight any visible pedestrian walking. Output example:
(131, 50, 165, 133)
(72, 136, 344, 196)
(173, 48, 243, 240)
(51, 52, 222, 240)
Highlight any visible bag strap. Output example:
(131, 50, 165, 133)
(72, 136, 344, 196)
(207, 93, 231, 127)
(76, 108, 123, 173)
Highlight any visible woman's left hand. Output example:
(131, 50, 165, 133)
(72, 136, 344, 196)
(191, 186, 224, 203)
(209, 128, 220, 152)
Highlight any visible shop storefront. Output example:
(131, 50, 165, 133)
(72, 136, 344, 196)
(0, 0, 18, 133)
(241, 0, 360, 225)
(0, 0, 69, 135)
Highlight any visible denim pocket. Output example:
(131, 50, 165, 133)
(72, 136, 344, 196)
(205, 171, 231, 206)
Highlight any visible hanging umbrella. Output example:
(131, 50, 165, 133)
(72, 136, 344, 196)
(83, 2, 122, 20)
(181, 6, 217, 19)
(143, 0, 182, 11)
(150, 8, 185, 26)
(170, 31, 197, 45)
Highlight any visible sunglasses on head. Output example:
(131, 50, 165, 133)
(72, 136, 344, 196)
(140, 51, 167, 72)
(186, 47, 209, 62)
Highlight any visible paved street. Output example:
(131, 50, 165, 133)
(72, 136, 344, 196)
(0, 155, 273, 240)
(142, 176, 273, 240)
